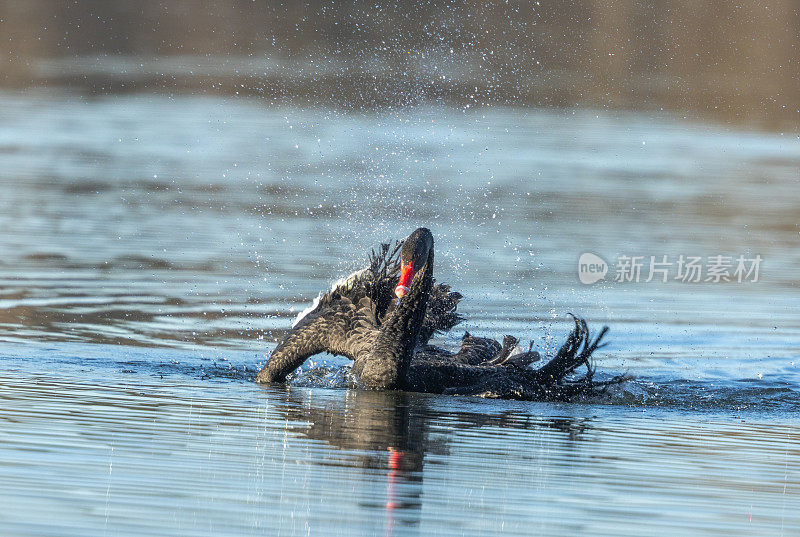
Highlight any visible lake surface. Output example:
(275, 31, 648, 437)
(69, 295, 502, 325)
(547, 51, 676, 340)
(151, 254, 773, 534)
(0, 90, 798, 535)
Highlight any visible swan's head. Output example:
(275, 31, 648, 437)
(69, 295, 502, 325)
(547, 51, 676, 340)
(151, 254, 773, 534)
(395, 227, 433, 298)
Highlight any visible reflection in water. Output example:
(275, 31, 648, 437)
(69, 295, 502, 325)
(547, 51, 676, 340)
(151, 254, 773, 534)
(268, 387, 592, 535)
(302, 391, 429, 534)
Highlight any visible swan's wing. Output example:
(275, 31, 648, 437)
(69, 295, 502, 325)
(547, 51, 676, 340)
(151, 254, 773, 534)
(447, 332, 539, 367)
(289, 240, 400, 337)
(323, 295, 383, 360)
(418, 283, 464, 345)
(258, 260, 385, 384)
(292, 275, 383, 360)
(453, 332, 502, 364)
(406, 317, 622, 400)
(367, 241, 403, 321)
(256, 313, 331, 382)
(258, 291, 383, 384)
(291, 266, 372, 328)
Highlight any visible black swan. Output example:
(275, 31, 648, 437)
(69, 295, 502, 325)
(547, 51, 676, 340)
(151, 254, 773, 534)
(256, 228, 624, 400)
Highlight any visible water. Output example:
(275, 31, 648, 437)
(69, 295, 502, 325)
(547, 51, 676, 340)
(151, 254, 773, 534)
(0, 90, 798, 535)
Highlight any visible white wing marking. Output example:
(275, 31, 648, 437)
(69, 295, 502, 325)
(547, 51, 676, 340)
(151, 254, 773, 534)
(508, 343, 525, 357)
(291, 267, 370, 328)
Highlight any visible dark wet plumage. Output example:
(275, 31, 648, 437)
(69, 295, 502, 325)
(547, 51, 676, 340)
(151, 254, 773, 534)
(256, 227, 625, 400)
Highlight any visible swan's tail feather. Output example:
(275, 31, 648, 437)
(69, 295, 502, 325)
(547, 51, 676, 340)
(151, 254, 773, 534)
(530, 315, 628, 400)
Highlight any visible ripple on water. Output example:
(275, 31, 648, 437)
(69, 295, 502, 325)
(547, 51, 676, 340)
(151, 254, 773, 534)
(0, 362, 798, 536)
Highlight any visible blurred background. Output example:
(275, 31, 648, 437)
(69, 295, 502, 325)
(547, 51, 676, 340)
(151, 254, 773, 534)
(1, 1, 799, 128)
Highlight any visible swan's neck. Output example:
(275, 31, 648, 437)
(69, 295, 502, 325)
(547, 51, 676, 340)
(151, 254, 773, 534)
(359, 249, 433, 389)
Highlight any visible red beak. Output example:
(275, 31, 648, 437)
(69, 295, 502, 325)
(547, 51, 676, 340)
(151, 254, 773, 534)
(395, 260, 415, 298)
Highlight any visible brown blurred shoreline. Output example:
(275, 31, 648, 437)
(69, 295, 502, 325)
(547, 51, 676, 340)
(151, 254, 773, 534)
(1, 1, 798, 130)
